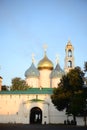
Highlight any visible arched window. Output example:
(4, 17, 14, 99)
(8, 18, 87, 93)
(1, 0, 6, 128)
(68, 49, 72, 57)
(68, 61, 72, 68)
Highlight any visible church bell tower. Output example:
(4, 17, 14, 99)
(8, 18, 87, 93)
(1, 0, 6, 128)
(64, 40, 75, 73)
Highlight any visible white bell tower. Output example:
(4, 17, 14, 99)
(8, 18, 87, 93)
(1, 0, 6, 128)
(64, 40, 75, 73)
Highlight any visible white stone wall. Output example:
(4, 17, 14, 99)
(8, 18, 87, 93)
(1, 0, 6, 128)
(0, 94, 50, 124)
(26, 77, 39, 88)
(47, 97, 66, 124)
(0, 94, 85, 125)
(39, 69, 52, 88)
(51, 78, 61, 88)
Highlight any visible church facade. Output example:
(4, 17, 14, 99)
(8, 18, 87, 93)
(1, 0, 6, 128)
(0, 41, 84, 125)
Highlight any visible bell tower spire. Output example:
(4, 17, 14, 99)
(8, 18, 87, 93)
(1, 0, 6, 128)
(64, 40, 75, 73)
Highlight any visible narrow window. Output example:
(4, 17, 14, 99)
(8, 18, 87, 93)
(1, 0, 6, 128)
(68, 49, 72, 57)
(68, 61, 72, 67)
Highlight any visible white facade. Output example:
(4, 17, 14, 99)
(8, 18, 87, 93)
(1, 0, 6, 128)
(39, 69, 52, 88)
(26, 77, 40, 88)
(0, 93, 66, 124)
(51, 78, 61, 88)
(0, 93, 85, 125)
(0, 42, 85, 126)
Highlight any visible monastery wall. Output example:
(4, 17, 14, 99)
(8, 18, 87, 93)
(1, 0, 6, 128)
(0, 94, 67, 124)
(0, 94, 85, 125)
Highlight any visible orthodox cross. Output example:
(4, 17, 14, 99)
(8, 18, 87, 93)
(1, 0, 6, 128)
(56, 54, 59, 64)
(43, 44, 48, 54)
(32, 53, 35, 63)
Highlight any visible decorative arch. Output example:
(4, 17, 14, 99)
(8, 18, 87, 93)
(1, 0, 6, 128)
(30, 107, 42, 124)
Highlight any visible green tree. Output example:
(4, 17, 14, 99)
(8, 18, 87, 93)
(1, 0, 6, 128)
(84, 61, 87, 72)
(2, 85, 9, 91)
(67, 91, 85, 116)
(52, 87, 71, 111)
(11, 77, 28, 90)
(51, 67, 85, 122)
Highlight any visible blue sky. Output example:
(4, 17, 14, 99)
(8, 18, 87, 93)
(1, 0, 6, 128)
(0, 0, 87, 86)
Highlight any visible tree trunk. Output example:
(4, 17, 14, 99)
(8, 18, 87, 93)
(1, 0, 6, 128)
(84, 115, 86, 126)
(73, 115, 76, 125)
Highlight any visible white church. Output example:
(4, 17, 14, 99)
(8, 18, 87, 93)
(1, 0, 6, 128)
(0, 41, 85, 125)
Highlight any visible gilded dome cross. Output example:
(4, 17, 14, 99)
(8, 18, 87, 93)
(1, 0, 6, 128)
(43, 44, 48, 54)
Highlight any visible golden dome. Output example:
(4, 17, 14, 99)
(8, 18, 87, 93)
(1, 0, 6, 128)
(38, 54, 53, 70)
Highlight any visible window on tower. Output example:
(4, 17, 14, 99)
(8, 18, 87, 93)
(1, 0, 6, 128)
(68, 60, 72, 68)
(68, 49, 72, 57)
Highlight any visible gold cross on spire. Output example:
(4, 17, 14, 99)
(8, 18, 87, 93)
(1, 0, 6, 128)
(43, 44, 48, 54)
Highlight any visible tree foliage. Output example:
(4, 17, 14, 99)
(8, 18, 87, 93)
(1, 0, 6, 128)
(51, 67, 86, 120)
(84, 61, 87, 72)
(67, 67, 84, 91)
(52, 87, 71, 111)
(67, 91, 85, 115)
(11, 77, 28, 90)
(2, 85, 9, 91)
